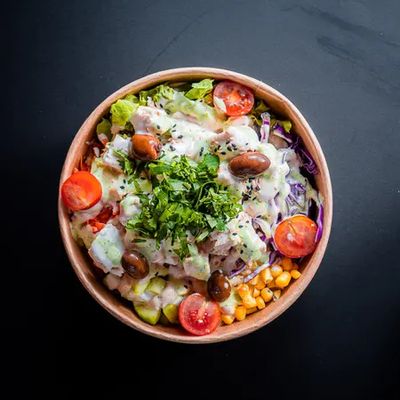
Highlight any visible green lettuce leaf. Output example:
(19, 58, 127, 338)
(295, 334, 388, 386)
(110, 98, 138, 127)
(281, 120, 292, 133)
(185, 79, 214, 100)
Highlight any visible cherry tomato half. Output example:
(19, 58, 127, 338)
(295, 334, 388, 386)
(274, 215, 318, 258)
(179, 293, 221, 336)
(61, 171, 102, 211)
(213, 81, 255, 116)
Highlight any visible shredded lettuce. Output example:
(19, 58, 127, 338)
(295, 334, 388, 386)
(96, 118, 112, 144)
(250, 100, 269, 126)
(281, 120, 292, 133)
(164, 92, 223, 129)
(185, 79, 214, 100)
(139, 84, 175, 105)
(110, 98, 138, 127)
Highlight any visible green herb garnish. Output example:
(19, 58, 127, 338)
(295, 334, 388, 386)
(126, 154, 242, 259)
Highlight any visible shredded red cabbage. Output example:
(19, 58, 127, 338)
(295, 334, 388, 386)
(315, 203, 324, 242)
(228, 259, 246, 278)
(272, 123, 318, 175)
(260, 112, 271, 142)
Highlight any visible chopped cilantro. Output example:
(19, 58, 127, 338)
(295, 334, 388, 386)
(126, 154, 242, 259)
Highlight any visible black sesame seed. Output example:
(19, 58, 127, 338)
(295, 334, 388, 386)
(156, 125, 160, 129)
(177, 135, 183, 139)
(140, 177, 146, 180)
(240, 250, 243, 254)
(239, 225, 243, 228)
(245, 142, 249, 145)
(221, 151, 226, 155)
(246, 220, 250, 224)
(170, 145, 176, 151)
(232, 232, 238, 236)
(200, 147, 204, 156)
(120, 186, 125, 189)
(244, 244, 248, 248)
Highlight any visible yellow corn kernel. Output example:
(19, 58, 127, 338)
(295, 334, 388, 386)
(246, 307, 258, 314)
(255, 279, 266, 290)
(260, 267, 273, 284)
(271, 265, 283, 278)
(249, 274, 259, 286)
(275, 271, 292, 289)
(267, 280, 276, 289)
(256, 296, 266, 310)
(235, 306, 247, 321)
(221, 314, 235, 325)
(252, 288, 261, 298)
(261, 288, 273, 302)
(290, 270, 302, 279)
(282, 257, 293, 271)
(273, 289, 281, 300)
(238, 284, 250, 299)
(243, 296, 257, 309)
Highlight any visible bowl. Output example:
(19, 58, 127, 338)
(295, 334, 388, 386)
(58, 67, 333, 343)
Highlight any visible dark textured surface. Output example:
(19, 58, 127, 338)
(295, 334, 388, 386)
(6, 0, 400, 398)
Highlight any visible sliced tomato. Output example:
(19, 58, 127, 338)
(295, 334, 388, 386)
(213, 81, 254, 116)
(179, 293, 221, 336)
(274, 215, 318, 258)
(61, 171, 102, 211)
(87, 206, 114, 233)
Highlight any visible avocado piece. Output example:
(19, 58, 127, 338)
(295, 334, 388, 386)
(132, 278, 150, 295)
(146, 277, 166, 295)
(134, 304, 161, 325)
(162, 304, 179, 324)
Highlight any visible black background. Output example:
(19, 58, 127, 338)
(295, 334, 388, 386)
(6, 0, 400, 398)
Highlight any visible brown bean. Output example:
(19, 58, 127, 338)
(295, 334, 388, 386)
(131, 134, 161, 161)
(207, 270, 231, 302)
(121, 250, 149, 279)
(229, 151, 270, 178)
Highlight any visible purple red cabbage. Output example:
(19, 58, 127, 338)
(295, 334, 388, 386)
(286, 182, 307, 216)
(228, 258, 246, 278)
(272, 122, 318, 175)
(260, 112, 271, 142)
(315, 203, 324, 242)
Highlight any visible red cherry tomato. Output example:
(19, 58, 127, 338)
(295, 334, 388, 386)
(213, 81, 255, 116)
(61, 171, 102, 211)
(274, 215, 318, 258)
(179, 293, 221, 336)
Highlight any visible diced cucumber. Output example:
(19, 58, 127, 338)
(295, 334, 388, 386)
(134, 304, 161, 325)
(147, 277, 166, 295)
(132, 277, 150, 295)
(162, 304, 179, 324)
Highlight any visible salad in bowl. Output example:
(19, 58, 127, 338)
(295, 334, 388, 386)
(60, 74, 326, 337)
